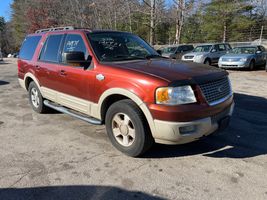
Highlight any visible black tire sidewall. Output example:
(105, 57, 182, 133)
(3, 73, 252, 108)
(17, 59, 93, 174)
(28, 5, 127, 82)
(249, 60, 255, 70)
(105, 100, 152, 157)
(204, 59, 211, 65)
(28, 82, 45, 113)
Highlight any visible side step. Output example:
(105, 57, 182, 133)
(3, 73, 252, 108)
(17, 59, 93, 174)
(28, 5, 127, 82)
(44, 100, 102, 125)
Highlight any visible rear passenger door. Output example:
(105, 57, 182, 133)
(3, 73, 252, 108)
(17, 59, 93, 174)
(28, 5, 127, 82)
(213, 44, 226, 63)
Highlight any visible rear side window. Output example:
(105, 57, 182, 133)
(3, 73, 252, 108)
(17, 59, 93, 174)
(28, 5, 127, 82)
(188, 45, 194, 51)
(40, 34, 64, 62)
(19, 36, 42, 60)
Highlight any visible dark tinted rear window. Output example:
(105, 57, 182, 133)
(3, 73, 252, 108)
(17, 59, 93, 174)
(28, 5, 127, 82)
(19, 36, 42, 60)
(40, 34, 64, 62)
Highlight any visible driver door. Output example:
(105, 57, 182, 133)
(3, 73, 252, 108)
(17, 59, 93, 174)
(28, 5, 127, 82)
(56, 33, 95, 113)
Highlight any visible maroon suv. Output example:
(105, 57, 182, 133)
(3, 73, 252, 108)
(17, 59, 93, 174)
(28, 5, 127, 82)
(18, 27, 234, 157)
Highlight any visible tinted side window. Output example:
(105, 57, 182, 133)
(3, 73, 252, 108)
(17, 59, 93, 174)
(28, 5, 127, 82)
(259, 46, 265, 52)
(63, 34, 88, 61)
(218, 44, 226, 51)
(225, 44, 232, 50)
(19, 36, 42, 60)
(213, 45, 219, 52)
(188, 45, 194, 51)
(40, 34, 64, 62)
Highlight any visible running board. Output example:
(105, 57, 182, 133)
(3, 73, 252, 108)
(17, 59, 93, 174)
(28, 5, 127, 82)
(43, 100, 102, 125)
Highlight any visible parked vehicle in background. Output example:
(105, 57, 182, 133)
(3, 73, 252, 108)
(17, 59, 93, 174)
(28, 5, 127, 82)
(0, 49, 3, 61)
(7, 52, 19, 58)
(161, 45, 194, 59)
(182, 43, 232, 65)
(18, 27, 234, 157)
(218, 45, 267, 70)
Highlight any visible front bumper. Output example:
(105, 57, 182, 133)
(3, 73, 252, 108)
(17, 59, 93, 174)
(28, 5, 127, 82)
(153, 102, 234, 144)
(218, 61, 249, 69)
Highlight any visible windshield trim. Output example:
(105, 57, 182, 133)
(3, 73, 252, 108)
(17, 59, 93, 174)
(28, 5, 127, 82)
(230, 47, 257, 54)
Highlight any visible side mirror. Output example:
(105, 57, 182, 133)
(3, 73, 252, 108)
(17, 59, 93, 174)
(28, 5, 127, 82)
(156, 50, 162, 55)
(211, 49, 217, 53)
(63, 51, 92, 69)
(256, 50, 262, 54)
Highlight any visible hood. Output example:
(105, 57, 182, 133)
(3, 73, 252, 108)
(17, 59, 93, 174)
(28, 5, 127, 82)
(184, 52, 209, 57)
(162, 53, 173, 58)
(221, 54, 253, 59)
(105, 58, 227, 85)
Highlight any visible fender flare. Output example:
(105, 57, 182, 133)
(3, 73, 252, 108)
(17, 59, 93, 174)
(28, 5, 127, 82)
(23, 73, 43, 94)
(96, 88, 156, 137)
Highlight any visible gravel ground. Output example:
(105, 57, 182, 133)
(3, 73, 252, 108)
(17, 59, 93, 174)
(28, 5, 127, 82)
(0, 58, 267, 200)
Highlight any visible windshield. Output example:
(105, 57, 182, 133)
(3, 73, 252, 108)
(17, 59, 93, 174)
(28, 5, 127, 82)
(161, 47, 177, 54)
(87, 32, 160, 62)
(229, 47, 257, 54)
(193, 45, 212, 52)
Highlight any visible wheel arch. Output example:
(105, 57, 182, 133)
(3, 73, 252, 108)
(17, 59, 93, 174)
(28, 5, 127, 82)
(97, 88, 156, 137)
(24, 73, 42, 92)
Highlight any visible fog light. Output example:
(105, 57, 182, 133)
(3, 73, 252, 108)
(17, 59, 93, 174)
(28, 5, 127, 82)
(179, 125, 196, 135)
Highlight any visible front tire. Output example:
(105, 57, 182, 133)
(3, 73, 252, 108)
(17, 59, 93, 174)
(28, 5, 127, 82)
(28, 82, 48, 113)
(204, 58, 211, 65)
(105, 99, 154, 157)
(249, 60, 255, 71)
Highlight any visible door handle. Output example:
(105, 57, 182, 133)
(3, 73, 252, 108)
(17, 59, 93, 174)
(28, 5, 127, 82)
(60, 70, 67, 76)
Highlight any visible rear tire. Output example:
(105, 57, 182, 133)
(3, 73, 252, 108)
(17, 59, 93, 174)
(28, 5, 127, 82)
(105, 99, 154, 157)
(28, 82, 48, 113)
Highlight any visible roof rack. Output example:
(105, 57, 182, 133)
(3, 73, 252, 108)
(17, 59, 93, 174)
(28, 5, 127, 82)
(35, 26, 75, 33)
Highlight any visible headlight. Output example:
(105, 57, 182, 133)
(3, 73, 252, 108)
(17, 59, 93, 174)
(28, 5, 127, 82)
(195, 55, 203, 59)
(239, 58, 247, 62)
(156, 86, 197, 105)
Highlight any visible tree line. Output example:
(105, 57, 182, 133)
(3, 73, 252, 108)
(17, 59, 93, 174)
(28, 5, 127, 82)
(0, 0, 266, 55)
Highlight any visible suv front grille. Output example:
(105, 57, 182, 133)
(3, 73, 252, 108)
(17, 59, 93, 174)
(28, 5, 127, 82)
(199, 77, 232, 105)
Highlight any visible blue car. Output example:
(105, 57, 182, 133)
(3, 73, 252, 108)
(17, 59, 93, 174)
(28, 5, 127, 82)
(218, 45, 267, 70)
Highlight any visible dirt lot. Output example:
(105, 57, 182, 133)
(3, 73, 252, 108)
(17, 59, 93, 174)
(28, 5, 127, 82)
(0, 58, 267, 200)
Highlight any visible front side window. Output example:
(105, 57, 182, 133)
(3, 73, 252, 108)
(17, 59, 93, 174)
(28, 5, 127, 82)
(62, 34, 88, 62)
(19, 36, 42, 60)
(88, 32, 159, 62)
(39, 34, 64, 62)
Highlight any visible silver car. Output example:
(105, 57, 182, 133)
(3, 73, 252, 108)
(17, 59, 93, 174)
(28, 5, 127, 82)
(218, 45, 267, 70)
(182, 43, 231, 65)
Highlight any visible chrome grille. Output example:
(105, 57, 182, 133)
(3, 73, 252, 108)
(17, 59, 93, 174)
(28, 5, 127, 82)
(222, 58, 240, 62)
(184, 56, 194, 59)
(199, 77, 232, 105)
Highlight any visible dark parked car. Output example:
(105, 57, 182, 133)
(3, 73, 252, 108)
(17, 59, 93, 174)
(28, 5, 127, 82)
(161, 45, 194, 59)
